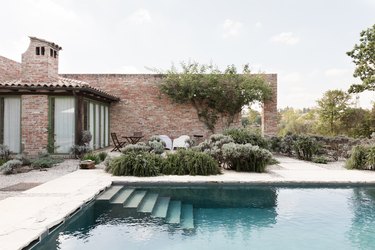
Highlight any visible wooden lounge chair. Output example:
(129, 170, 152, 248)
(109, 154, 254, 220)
(111, 133, 126, 152)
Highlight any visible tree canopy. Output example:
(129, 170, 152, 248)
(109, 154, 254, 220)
(347, 24, 375, 93)
(317, 90, 351, 135)
(159, 62, 272, 131)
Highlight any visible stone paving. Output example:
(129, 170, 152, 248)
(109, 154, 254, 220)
(1, 156, 375, 250)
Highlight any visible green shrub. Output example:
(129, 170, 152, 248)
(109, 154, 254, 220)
(31, 153, 64, 168)
(162, 150, 220, 176)
(268, 157, 280, 165)
(280, 133, 298, 156)
(81, 130, 92, 144)
(106, 152, 162, 177)
(269, 136, 282, 153)
(0, 144, 11, 160)
(224, 128, 269, 149)
(222, 143, 273, 172)
(70, 144, 92, 159)
(0, 159, 22, 175)
(121, 143, 151, 154)
(293, 135, 320, 161)
(346, 145, 368, 169)
(82, 152, 101, 164)
(312, 156, 328, 164)
(367, 147, 375, 170)
(14, 154, 31, 165)
(147, 136, 165, 154)
(0, 159, 7, 166)
(98, 152, 108, 162)
(195, 134, 234, 164)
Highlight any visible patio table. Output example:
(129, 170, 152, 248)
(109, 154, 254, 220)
(122, 136, 143, 144)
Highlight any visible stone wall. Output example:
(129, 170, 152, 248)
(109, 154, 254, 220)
(61, 74, 278, 141)
(21, 95, 49, 155)
(0, 56, 21, 82)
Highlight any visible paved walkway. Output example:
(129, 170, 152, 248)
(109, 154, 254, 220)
(1, 156, 375, 250)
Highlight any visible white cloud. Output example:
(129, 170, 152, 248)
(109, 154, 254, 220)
(271, 32, 300, 45)
(324, 68, 351, 77)
(255, 21, 262, 29)
(117, 65, 141, 73)
(222, 19, 243, 38)
(282, 72, 302, 83)
(127, 9, 152, 25)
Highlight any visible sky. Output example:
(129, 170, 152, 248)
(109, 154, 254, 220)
(0, 0, 374, 109)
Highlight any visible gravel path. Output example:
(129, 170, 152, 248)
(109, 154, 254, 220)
(0, 159, 79, 200)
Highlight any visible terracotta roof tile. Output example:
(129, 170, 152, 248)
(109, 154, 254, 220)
(0, 77, 119, 101)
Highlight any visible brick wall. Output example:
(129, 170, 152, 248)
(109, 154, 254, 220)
(61, 74, 277, 141)
(21, 38, 59, 83)
(21, 95, 49, 155)
(262, 74, 278, 136)
(0, 56, 21, 82)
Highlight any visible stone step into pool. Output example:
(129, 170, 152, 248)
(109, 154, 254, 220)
(96, 186, 195, 230)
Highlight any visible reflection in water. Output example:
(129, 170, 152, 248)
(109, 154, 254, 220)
(348, 188, 375, 249)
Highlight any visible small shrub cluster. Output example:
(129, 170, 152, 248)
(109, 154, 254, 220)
(346, 145, 375, 170)
(106, 152, 163, 177)
(82, 151, 108, 164)
(312, 156, 328, 164)
(122, 143, 151, 154)
(195, 132, 273, 173)
(71, 144, 92, 159)
(0, 159, 22, 175)
(106, 149, 220, 177)
(31, 153, 63, 169)
(162, 150, 220, 175)
(71, 130, 93, 159)
(0, 144, 11, 161)
(147, 136, 166, 154)
(121, 136, 166, 155)
(293, 135, 320, 161)
(270, 133, 321, 161)
(222, 143, 273, 172)
(224, 128, 269, 149)
(194, 134, 234, 164)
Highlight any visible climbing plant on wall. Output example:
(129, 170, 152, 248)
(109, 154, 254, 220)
(159, 62, 272, 132)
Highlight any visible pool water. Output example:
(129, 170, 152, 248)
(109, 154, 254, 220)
(33, 185, 375, 250)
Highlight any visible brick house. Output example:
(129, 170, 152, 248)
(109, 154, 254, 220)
(0, 37, 277, 156)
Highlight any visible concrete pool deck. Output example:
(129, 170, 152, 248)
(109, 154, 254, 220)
(1, 156, 375, 250)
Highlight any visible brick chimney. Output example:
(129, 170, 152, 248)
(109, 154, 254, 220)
(21, 37, 62, 83)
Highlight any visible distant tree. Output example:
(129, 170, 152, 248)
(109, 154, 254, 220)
(347, 24, 375, 93)
(277, 107, 318, 136)
(247, 108, 261, 126)
(317, 90, 351, 135)
(340, 108, 372, 138)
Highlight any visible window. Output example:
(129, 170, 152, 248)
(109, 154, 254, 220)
(36, 47, 40, 55)
(54, 50, 57, 58)
(49, 97, 75, 153)
(41, 47, 45, 55)
(83, 100, 109, 149)
(50, 49, 53, 57)
(0, 97, 21, 153)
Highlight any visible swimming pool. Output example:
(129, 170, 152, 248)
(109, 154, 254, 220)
(33, 185, 375, 250)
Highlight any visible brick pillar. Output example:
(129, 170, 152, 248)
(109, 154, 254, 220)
(21, 95, 49, 156)
(262, 74, 278, 136)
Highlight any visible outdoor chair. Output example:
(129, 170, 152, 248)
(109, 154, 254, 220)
(172, 135, 190, 149)
(158, 135, 173, 150)
(111, 133, 126, 152)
